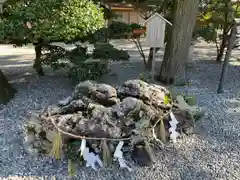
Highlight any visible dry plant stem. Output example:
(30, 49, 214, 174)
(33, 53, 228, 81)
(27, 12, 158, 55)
(152, 113, 173, 151)
(131, 37, 147, 67)
(49, 131, 62, 159)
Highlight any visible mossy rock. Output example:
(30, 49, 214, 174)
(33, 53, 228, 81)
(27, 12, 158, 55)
(167, 86, 178, 100)
(184, 95, 197, 106)
(193, 110, 205, 121)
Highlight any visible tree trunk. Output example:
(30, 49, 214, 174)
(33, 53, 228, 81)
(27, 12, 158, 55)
(157, 0, 199, 84)
(216, 41, 226, 62)
(217, 23, 237, 93)
(33, 44, 44, 76)
(0, 69, 16, 104)
(216, 0, 230, 62)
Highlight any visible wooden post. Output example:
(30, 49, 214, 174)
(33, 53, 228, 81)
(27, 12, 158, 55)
(128, 11, 130, 24)
(151, 47, 156, 80)
(217, 22, 237, 93)
(0, 2, 4, 13)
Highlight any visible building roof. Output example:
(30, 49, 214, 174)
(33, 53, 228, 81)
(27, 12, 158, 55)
(106, 3, 135, 11)
(145, 13, 172, 26)
(0, 0, 6, 4)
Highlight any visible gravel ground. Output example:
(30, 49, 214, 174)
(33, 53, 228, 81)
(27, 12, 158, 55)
(0, 41, 240, 180)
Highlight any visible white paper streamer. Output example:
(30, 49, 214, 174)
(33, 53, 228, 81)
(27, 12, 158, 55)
(58, 96, 72, 106)
(169, 111, 180, 143)
(80, 139, 103, 170)
(79, 139, 86, 156)
(114, 141, 132, 172)
(83, 147, 103, 170)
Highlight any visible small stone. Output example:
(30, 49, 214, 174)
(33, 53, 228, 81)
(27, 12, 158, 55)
(46, 131, 57, 142)
(23, 144, 39, 156)
(26, 116, 42, 134)
(33, 141, 42, 148)
(65, 125, 72, 132)
(59, 96, 72, 106)
(24, 132, 36, 146)
(139, 111, 144, 117)
(71, 116, 80, 124)
(48, 105, 62, 115)
(41, 140, 52, 153)
(124, 118, 135, 126)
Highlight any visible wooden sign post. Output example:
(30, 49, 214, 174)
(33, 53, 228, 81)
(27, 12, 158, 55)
(144, 13, 172, 80)
(0, 0, 7, 13)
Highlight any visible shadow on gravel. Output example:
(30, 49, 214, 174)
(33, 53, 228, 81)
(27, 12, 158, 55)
(101, 58, 239, 92)
(0, 54, 34, 78)
(0, 54, 34, 64)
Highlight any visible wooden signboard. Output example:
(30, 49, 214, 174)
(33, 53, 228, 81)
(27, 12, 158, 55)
(0, 0, 6, 12)
(144, 13, 172, 80)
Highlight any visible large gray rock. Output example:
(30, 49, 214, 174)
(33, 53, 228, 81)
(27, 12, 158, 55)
(117, 79, 148, 98)
(91, 84, 119, 106)
(117, 79, 170, 110)
(96, 84, 117, 99)
(73, 80, 96, 98)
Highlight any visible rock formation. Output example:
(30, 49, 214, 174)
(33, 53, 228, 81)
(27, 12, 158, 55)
(23, 80, 203, 167)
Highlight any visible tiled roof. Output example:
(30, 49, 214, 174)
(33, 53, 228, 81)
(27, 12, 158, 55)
(0, 0, 7, 4)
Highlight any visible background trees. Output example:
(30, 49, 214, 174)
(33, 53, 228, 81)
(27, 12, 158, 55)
(196, 0, 240, 62)
(0, 0, 105, 103)
(2, 0, 105, 75)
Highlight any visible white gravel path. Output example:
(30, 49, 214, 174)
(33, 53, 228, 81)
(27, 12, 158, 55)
(0, 40, 240, 180)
